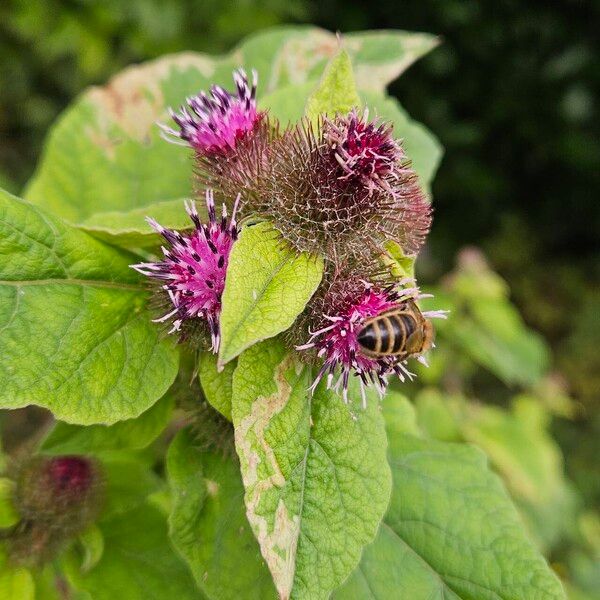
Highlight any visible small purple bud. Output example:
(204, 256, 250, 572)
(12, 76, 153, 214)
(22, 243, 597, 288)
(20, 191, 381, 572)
(7, 455, 104, 566)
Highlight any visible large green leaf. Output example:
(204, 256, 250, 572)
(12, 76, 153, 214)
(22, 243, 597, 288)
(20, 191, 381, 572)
(41, 393, 174, 455)
(218, 222, 323, 366)
(240, 26, 439, 94)
(231, 338, 391, 600)
(24, 27, 437, 244)
(305, 49, 361, 122)
(459, 395, 576, 553)
(335, 394, 566, 600)
(0, 190, 178, 424)
(167, 428, 276, 599)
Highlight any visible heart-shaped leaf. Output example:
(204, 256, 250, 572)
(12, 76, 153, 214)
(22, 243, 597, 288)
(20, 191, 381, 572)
(0, 190, 178, 424)
(24, 27, 438, 247)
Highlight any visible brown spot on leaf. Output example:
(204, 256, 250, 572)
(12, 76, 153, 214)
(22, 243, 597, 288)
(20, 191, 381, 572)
(85, 53, 215, 147)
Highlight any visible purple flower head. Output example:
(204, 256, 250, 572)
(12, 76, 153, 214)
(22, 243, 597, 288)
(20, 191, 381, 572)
(159, 69, 261, 155)
(324, 109, 403, 193)
(131, 190, 240, 351)
(297, 278, 447, 406)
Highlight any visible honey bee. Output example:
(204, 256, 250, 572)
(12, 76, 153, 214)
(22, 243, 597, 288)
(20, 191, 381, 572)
(357, 299, 434, 359)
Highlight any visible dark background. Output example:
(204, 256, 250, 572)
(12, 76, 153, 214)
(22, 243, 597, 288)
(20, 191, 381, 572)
(1, 0, 598, 557)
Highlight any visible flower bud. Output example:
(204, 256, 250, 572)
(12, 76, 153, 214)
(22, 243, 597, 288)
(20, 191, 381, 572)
(7, 455, 103, 566)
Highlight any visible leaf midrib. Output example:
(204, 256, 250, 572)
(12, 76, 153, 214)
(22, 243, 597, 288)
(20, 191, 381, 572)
(0, 279, 143, 291)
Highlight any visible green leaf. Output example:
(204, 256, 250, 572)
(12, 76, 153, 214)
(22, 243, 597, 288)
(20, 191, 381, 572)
(78, 198, 197, 249)
(0, 567, 34, 600)
(414, 388, 463, 442)
(218, 222, 323, 366)
(78, 525, 104, 573)
(461, 395, 576, 553)
(0, 190, 178, 424)
(41, 393, 174, 455)
(25, 27, 437, 247)
(239, 26, 439, 94)
(231, 338, 392, 600)
(65, 503, 201, 600)
(64, 447, 200, 599)
(198, 352, 235, 421)
(32, 565, 70, 600)
(335, 395, 566, 600)
(414, 391, 575, 552)
(0, 548, 35, 600)
(0, 478, 19, 528)
(167, 428, 276, 599)
(261, 82, 316, 124)
(382, 240, 416, 281)
(100, 454, 162, 521)
(24, 55, 220, 230)
(305, 49, 361, 121)
(167, 428, 207, 541)
(382, 389, 421, 438)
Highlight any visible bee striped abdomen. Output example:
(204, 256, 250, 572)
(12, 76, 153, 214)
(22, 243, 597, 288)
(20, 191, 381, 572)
(357, 308, 421, 358)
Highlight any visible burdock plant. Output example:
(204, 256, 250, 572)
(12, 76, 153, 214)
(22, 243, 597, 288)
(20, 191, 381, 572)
(0, 28, 564, 600)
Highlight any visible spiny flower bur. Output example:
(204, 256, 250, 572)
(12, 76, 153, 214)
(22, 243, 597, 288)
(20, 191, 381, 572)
(131, 190, 240, 351)
(324, 109, 402, 193)
(297, 277, 448, 406)
(7, 456, 103, 566)
(159, 68, 262, 156)
(247, 111, 431, 271)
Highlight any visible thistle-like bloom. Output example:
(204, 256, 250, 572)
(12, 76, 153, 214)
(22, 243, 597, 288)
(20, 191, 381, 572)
(131, 190, 239, 351)
(159, 68, 261, 155)
(243, 113, 431, 272)
(297, 278, 447, 405)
